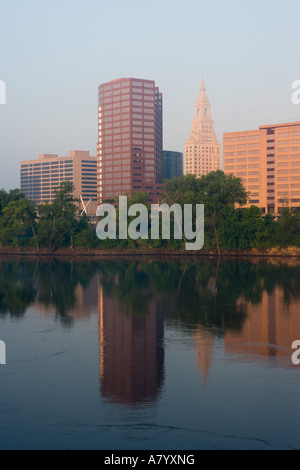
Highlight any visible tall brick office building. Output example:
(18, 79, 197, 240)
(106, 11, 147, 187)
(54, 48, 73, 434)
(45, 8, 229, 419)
(97, 78, 163, 203)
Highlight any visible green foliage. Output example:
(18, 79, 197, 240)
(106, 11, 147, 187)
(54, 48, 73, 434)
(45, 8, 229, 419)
(261, 213, 277, 247)
(0, 189, 26, 215)
(164, 171, 248, 252)
(0, 197, 37, 248)
(75, 229, 98, 248)
(219, 206, 265, 249)
(127, 190, 150, 208)
(274, 208, 300, 247)
(37, 181, 78, 250)
(1, 173, 300, 251)
(238, 206, 265, 248)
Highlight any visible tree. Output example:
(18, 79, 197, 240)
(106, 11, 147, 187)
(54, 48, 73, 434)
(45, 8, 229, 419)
(163, 171, 248, 254)
(198, 171, 248, 254)
(0, 198, 38, 250)
(0, 189, 26, 215)
(275, 208, 300, 247)
(75, 228, 98, 248)
(163, 174, 201, 206)
(261, 213, 276, 247)
(238, 206, 265, 249)
(37, 181, 78, 251)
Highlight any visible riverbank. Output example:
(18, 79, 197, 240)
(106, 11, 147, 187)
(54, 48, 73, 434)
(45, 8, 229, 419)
(1, 246, 300, 257)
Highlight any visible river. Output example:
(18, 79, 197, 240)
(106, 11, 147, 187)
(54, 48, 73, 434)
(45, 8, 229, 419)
(0, 256, 300, 449)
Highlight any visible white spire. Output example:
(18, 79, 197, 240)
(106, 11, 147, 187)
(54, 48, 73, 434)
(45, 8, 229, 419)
(195, 80, 210, 108)
(184, 80, 221, 177)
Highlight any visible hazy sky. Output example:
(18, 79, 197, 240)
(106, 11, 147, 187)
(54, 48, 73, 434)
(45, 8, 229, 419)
(0, 0, 299, 190)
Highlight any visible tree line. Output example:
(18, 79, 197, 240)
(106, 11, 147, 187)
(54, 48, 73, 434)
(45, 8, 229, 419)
(0, 171, 300, 251)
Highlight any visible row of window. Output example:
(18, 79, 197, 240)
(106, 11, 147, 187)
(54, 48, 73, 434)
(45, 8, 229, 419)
(21, 175, 73, 181)
(224, 135, 260, 143)
(21, 160, 73, 168)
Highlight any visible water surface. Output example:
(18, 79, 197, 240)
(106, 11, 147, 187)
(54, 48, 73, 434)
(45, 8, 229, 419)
(0, 256, 300, 450)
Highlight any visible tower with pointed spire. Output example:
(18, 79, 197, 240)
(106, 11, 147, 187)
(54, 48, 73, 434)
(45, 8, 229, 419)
(185, 81, 221, 176)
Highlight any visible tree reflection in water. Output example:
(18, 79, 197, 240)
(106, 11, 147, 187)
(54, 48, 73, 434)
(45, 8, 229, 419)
(0, 256, 300, 334)
(1, 256, 300, 402)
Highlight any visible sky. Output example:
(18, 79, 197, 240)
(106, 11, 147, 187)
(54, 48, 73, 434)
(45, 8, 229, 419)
(0, 0, 299, 190)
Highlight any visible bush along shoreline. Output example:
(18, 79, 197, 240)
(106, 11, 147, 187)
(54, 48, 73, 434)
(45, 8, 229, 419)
(1, 172, 300, 255)
(1, 246, 300, 258)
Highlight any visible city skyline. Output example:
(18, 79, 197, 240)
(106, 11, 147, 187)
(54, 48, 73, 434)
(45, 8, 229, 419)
(1, 0, 299, 190)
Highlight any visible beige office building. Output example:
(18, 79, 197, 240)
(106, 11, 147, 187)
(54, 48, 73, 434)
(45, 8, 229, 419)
(223, 121, 300, 215)
(20, 150, 97, 215)
(185, 81, 221, 176)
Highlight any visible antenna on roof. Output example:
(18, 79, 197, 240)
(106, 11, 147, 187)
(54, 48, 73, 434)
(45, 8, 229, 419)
(80, 195, 92, 216)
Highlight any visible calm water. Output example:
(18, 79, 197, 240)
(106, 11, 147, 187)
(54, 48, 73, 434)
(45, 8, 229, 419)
(0, 256, 300, 450)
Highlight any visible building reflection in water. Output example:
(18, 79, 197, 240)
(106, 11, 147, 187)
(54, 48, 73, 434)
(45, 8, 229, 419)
(194, 327, 215, 385)
(224, 287, 300, 366)
(194, 286, 300, 384)
(20, 258, 299, 388)
(38, 274, 99, 319)
(98, 282, 164, 406)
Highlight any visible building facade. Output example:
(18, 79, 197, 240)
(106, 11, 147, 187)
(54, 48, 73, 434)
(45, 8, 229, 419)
(223, 121, 300, 215)
(97, 78, 163, 203)
(163, 150, 183, 180)
(185, 81, 221, 176)
(20, 150, 97, 214)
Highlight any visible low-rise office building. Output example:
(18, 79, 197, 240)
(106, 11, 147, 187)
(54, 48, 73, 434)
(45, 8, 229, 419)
(20, 150, 97, 215)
